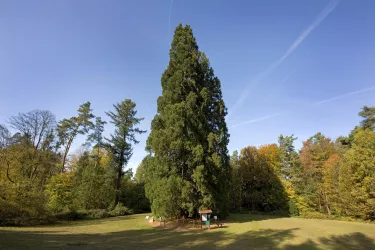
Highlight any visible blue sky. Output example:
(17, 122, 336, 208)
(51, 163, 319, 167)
(1, 0, 374, 170)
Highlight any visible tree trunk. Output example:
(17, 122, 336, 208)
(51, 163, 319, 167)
(114, 167, 122, 206)
(61, 145, 70, 172)
(6, 160, 14, 183)
(324, 191, 331, 215)
(114, 151, 124, 206)
(61, 127, 79, 172)
(318, 195, 322, 211)
(325, 203, 331, 215)
(96, 145, 100, 166)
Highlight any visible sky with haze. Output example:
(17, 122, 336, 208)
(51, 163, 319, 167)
(1, 0, 374, 170)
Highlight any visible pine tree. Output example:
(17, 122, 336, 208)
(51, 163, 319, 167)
(105, 99, 145, 206)
(145, 24, 230, 218)
(278, 134, 299, 179)
(278, 134, 307, 216)
(86, 117, 107, 165)
(359, 106, 375, 130)
(57, 102, 94, 171)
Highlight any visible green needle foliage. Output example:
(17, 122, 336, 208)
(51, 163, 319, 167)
(86, 117, 107, 165)
(145, 24, 230, 218)
(57, 102, 94, 171)
(105, 99, 146, 206)
(359, 105, 375, 130)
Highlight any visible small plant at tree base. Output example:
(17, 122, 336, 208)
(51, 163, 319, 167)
(109, 203, 134, 217)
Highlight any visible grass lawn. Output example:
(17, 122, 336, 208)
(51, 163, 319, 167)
(1, 213, 375, 249)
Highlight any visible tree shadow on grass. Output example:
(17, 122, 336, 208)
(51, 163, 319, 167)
(284, 232, 375, 250)
(51, 215, 137, 227)
(28, 215, 143, 229)
(0, 227, 295, 249)
(1, 226, 374, 249)
(228, 212, 289, 223)
(319, 232, 375, 250)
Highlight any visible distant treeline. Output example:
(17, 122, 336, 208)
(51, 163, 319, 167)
(228, 108, 375, 221)
(0, 100, 149, 225)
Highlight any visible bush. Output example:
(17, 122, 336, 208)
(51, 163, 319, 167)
(299, 211, 346, 220)
(0, 216, 55, 226)
(73, 160, 116, 210)
(119, 179, 150, 213)
(108, 203, 133, 217)
(288, 199, 299, 216)
(86, 209, 109, 219)
(268, 210, 290, 217)
(54, 205, 134, 221)
(0, 197, 53, 226)
(299, 211, 333, 220)
(299, 211, 365, 222)
(45, 173, 75, 213)
(242, 210, 289, 217)
(54, 210, 87, 221)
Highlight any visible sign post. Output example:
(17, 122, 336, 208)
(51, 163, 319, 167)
(198, 209, 212, 229)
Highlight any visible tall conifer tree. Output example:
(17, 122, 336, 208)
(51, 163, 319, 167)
(106, 99, 145, 206)
(145, 24, 230, 218)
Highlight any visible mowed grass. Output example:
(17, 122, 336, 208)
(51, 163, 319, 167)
(1, 213, 375, 249)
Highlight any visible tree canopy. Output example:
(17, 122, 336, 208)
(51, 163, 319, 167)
(144, 24, 230, 218)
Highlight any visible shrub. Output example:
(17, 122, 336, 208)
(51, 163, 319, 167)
(45, 173, 75, 213)
(0, 216, 55, 226)
(119, 179, 150, 213)
(299, 211, 365, 222)
(288, 199, 299, 216)
(86, 209, 109, 219)
(269, 210, 290, 217)
(73, 161, 116, 210)
(54, 210, 87, 221)
(299, 211, 335, 220)
(0, 195, 52, 226)
(108, 203, 133, 217)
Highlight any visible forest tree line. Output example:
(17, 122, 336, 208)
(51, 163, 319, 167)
(228, 106, 375, 221)
(0, 100, 149, 225)
(1, 24, 374, 225)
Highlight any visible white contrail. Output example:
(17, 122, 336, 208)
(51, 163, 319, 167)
(168, 0, 174, 42)
(262, 70, 295, 103)
(230, 85, 375, 129)
(230, 112, 283, 129)
(228, 0, 340, 119)
(311, 86, 375, 106)
(278, 70, 295, 86)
